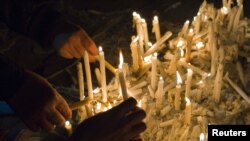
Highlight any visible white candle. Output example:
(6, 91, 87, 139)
(77, 62, 84, 101)
(181, 20, 190, 37)
(151, 53, 158, 91)
(130, 36, 139, 72)
(175, 71, 182, 110)
(99, 47, 107, 102)
(142, 19, 149, 50)
(213, 48, 224, 103)
(185, 69, 193, 97)
(155, 76, 164, 108)
(118, 51, 129, 100)
(84, 51, 93, 99)
(152, 16, 161, 41)
(194, 13, 201, 34)
(94, 68, 101, 87)
(64, 120, 73, 136)
(144, 31, 172, 57)
(184, 97, 192, 125)
(185, 28, 194, 62)
(178, 58, 209, 78)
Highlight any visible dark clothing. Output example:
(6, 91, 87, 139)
(0, 0, 79, 101)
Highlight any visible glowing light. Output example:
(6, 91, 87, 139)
(176, 71, 183, 85)
(96, 102, 102, 110)
(177, 40, 185, 48)
(185, 97, 191, 104)
(199, 133, 205, 141)
(65, 120, 71, 126)
(138, 100, 142, 108)
(221, 6, 229, 14)
(93, 87, 101, 94)
(196, 42, 205, 49)
(119, 50, 124, 69)
(144, 55, 152, 63)
(99, 46, 103, 52)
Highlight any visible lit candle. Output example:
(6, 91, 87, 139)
(152, 16, 161, 41)
(84, 51, 93, 99)
(155, 76, 164, 108)
(185, 28, 194, 62)
(64, 120, 73, 136)
(118, 51, 129, 100)
(194, 13, 201, 34)
(151, 53, 158, 91)
(142, 19, 149, 50)
(99, 47, 107, 102)
(185, 69, 193, 97)
(77, 62, 84, 101)
(130, 36, 139, 72)
(175, 71, 182, 110)
(184, 97, 192, 125)
(199, 133, 205, 141)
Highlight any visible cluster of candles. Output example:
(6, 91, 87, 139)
(64, 0, 250, 140)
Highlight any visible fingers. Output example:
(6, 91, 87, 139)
(58, 30, 98, 60)
(48, 109, 66, 126)
(40, 116, 57, 131)
(78, 29, 98, 56)
(56, 93, 72, 119)
(122, 109, 146, 131)
(112, 97, 137, 118)
(123, 122, 146, 140)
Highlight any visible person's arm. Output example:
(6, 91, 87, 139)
(0, 0, 98, 60)
(0, 54, 72, 131)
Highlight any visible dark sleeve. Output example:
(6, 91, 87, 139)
(0, 0, 79, 49)
(0, 54, 26, 101)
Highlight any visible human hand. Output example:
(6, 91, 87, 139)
(57, 28, 98, 62)
(68, 98, 147, 141)
(7, 70, 72, 131)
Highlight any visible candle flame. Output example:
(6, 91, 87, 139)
(199, 133, 205, 141)
(196, 42, 205, 49)
(185, 20, 190, 25)
(187, 68, 193, 75)
(138, 99, 142, 108)
(185, 97, 191, 104)
(153, 16, 158, 22)
(65, 120, 71, 126)
(99, 46, 103, 52)
(119, 50, 124, 68)
(177, 40, 185, 48)
(198, 80, 204, 85)
(160, 76, 163, 81)
(93, 87, 100, 94)
(108, 103, 112, 109)
(221, 6, 229, 14)
(96, 102, 102, 110)
(144, 55, 152, 63)
(189, 28, 194, 34)
(176, 71, 183, 85)
(180, 49, 185, 57)
(153, 52, 158, 58)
